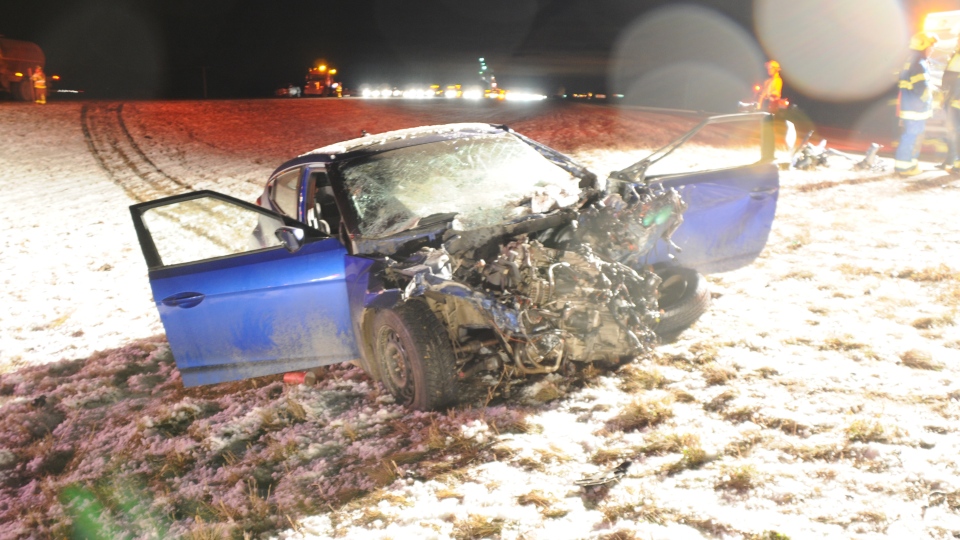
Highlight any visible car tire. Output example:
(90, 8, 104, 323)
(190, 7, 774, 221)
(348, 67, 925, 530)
(654, 266, 710, 338)
(371, 301, 456, 411)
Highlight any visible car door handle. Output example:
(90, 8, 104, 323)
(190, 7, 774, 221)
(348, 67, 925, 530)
(161, 292, 205, 308)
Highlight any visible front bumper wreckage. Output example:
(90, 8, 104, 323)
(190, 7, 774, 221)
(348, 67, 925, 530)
(383, 185, 686, 379)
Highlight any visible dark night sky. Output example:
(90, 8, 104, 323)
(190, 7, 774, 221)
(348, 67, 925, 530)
(2, 0, 754, 98)
(3, 0, 960, 128)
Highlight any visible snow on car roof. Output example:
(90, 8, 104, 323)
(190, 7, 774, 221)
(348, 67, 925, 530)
(300, 123, 505, 158)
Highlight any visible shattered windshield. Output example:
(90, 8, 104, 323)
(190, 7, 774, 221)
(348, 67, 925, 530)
(338, 133, 581, 238)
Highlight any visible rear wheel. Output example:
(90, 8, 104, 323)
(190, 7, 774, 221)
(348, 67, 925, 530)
(371, 301, 456, 411)
(13, 81, 34, 102)
(654, 266, 710, 338)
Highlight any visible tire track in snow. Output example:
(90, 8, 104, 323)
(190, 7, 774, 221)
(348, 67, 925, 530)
(80, 103, 234, 254)
(80, 103, 198, 202)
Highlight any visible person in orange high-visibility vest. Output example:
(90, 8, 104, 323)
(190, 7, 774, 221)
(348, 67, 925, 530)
(756, 60, 783, 113)
(895, 32, 938, 177)
(30, 65, 46, 105)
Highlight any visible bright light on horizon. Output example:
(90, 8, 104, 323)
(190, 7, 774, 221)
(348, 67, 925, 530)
(504, 92, 547, 101)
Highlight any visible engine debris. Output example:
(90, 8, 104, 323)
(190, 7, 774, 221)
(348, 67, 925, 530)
(384, 187, 687, 381)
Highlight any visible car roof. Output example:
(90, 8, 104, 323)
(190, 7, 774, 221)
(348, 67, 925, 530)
(268, 123, 509, 177)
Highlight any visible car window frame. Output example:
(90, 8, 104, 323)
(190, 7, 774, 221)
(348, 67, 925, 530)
(268, 166, 304, 218)
(130, 190, 329, 271)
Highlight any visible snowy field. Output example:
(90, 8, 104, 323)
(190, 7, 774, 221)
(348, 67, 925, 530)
(0, 99, 959, 539)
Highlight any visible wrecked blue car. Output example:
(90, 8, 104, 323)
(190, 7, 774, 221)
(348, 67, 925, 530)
(130, 114, 778, 410)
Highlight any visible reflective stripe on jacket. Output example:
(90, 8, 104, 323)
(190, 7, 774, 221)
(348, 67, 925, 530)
(899, 51, 932, 120)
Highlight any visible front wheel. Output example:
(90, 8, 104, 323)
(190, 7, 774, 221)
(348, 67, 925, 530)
(371, 301, 457, 411)
(654, 266, 710, 338)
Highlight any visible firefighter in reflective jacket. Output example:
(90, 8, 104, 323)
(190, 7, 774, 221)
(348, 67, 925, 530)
(30, 66, 46, 105)
(895, 32, 938, 177)
(756, 60, 783, 113)
(940, 34, 960, 171)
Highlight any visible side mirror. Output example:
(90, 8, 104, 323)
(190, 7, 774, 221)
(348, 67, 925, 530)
(275, 226, 305, 253)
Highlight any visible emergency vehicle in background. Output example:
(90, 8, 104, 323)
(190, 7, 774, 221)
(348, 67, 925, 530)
(304, 64, 341, 97)
(0, 37, 45, 101)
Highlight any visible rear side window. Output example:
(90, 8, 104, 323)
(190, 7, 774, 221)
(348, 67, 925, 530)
(271, 168, 301, 218)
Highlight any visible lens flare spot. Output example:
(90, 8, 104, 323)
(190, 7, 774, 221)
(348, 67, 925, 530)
(611, 5, 765, 112)
(755, 0, 907, 102)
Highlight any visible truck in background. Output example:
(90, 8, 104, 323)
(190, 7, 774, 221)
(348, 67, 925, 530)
(0, 37, 45, 101)
(303, 64, 341, 97)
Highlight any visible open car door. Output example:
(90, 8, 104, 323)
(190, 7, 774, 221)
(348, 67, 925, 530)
(130, 191, 358, 386)
(613, 113, 779, 274)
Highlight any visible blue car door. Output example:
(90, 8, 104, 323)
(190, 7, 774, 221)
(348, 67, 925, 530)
(642, 162, 779, 274)
(130, 191, 358, 386)
(629, 113, 780, 274)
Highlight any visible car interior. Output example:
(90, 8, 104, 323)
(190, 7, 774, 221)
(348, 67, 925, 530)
(306, 170, 341, 236)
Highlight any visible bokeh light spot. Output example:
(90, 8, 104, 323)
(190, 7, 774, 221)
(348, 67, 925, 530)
(755, 0, 907, 102)
(610, 5, 765, 113)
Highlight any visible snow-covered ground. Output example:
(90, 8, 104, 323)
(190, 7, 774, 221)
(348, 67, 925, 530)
(0, 99, 959, 539)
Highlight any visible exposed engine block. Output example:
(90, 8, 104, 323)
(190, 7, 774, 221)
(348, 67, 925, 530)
(478, 238, 660, 371)
(388, 187, 686, 377)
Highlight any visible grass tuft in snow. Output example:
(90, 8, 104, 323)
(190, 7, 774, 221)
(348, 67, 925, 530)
(669, 388, 697, 403)
(900, 349, 943, 370)
(846, 419, 898, 443)
(704, 389, 738, 412)
(786, 230, 811, 250)
(618, 365, 667, 392)
(781, 269, 814, 280)
(818, 336, 867, 352)
(755, 366, 779, 378)
(516, 490, 556, 510)
(591, 446, 632, 466)
(940, 283, 960, 304)
(747, 531, 792, 540)
(757, 414, 809, 436)
(185, 515, 233, 540)
(715, 465, 762, 492)
(656, 341, 722, 369)
(600, 496, 668, 527)
(896, 264, 959, 282)
(453, 514, 504, 540)
(701, 362, 737, 386)
(724, 431, 764, 457)
(928, 490, 960, 511)
(642, 431, 699, 456)
(361, 460, 400, 488)
(609, 396, 674, 432)
(723, 405, 759, 424)
(600, 530, 640, 540)
(835, 263, 882, 278)
(662, 442, 709, 475)
(784, 443, 846, 462)
(911, 313, 955, 329)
